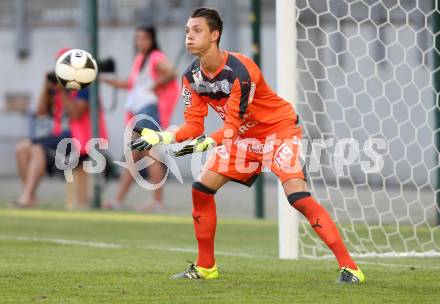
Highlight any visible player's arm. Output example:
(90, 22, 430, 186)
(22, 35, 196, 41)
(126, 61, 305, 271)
(130, 76, 207, 151)
(174, 74, 253, 157)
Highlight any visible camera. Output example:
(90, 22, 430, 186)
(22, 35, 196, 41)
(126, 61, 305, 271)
(47, 72, 58, 84)
(97, 58, 116, 73)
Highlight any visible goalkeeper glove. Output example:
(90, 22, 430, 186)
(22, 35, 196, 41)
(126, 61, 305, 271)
(173, 135, 216, 157)
(130, 126, 175, 151)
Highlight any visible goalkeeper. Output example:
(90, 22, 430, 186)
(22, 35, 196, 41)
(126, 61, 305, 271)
(130, 7, 365, 284)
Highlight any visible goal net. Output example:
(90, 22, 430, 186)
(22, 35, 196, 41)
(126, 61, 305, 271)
(285, 0, 440, 258)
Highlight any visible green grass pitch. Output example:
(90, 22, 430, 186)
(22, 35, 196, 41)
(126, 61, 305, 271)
(0, 209, 438, 303)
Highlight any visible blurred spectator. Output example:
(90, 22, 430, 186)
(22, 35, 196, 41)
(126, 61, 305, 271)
(101, 25, 179, 211)
(15, 48, 107, 209)
(14, 68, 72, 207)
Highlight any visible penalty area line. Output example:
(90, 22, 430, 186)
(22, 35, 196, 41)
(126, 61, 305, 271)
(141, 245, 275, 259)
(1, 235, 439, 269)
(356, 261, 440, 270)
(0, 235, 271, 259)
(0, 235, 124, 249)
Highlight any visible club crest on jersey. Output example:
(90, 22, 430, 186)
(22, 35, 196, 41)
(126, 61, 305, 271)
(220, 79, 231, 94)
(192, 68, 203, 86)
(182, 86, 192, 106)
(209, 82, 219, 94)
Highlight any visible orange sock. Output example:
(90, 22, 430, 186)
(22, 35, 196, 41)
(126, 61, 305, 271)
(290, 193, 357, 269)
(192, 182, 217, 269)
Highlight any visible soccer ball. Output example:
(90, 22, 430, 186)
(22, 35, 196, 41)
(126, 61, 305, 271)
(55, 49, 98, 90)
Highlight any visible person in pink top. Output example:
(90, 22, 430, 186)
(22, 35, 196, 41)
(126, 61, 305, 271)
(101, 25, 179, 211)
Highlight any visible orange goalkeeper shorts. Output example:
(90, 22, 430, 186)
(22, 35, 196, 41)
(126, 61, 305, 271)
(203, 126, 306, 186)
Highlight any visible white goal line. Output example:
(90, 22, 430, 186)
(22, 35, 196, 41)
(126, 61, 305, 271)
(0, 235, 123, 248)
(1, 235, 439, 270)
(313, 250, 440, 259)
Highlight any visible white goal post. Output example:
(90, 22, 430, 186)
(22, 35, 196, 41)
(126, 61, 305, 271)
(277, 0, 300, 260)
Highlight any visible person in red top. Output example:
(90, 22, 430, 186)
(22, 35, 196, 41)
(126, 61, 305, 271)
(130, 7, 365, 284)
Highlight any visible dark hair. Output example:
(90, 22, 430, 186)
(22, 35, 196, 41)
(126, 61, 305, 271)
(191, 7, 223, 46)
(136, 25, 160, 70)
(136, 25, 160, 52)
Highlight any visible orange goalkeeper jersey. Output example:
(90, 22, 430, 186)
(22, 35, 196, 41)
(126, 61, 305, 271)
(175, 51, 298, 144)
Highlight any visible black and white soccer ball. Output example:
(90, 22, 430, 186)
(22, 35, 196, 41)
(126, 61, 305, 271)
(55, 49, 98, 90)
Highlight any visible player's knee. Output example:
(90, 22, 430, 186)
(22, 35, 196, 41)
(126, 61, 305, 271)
(286, 191, 311, 206)
(192, 181, 217, 195)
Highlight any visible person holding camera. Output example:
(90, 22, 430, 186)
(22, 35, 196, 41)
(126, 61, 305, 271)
(15, 48, 72, 207)
(15, 48, 107, 209)
(101, 25, 179, 212)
